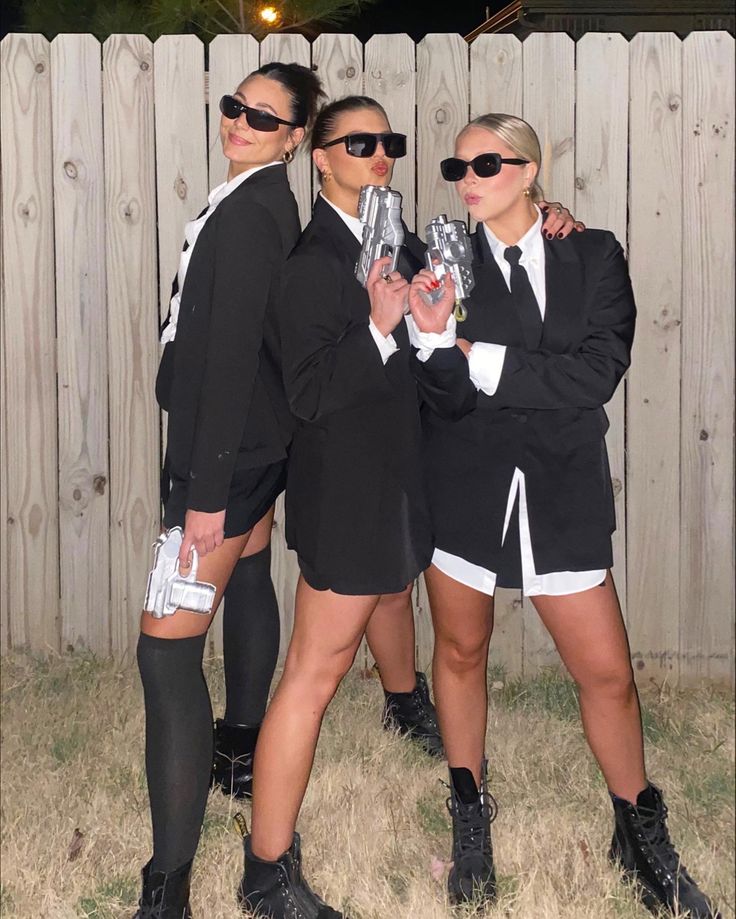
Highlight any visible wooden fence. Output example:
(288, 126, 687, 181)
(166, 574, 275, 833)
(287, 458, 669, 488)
(1, 30, 733, 685)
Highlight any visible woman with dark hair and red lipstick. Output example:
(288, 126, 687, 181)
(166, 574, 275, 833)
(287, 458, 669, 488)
(408, 112, 720, 918)
(236, 96, 580, 919)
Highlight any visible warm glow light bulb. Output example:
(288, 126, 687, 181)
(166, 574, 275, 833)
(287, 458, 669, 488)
(259, 5, 280, 24)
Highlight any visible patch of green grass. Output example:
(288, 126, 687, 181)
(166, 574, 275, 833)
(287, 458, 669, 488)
(0, 882, 14, 914)
(682, 766, 735, 817)
(200, 811, 233, 840)
(496, 668, 581, 721)
(50, 724, 87, 765)
(77, 874, 138, 917)
(417, 793, 450, 837)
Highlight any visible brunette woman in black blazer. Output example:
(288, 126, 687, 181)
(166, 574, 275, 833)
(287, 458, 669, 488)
(409, 114, 719, 918)
(236, 96, 468, 919)
(134, 63, 324, 917)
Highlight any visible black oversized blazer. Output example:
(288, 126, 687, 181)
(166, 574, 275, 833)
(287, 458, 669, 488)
(279, 195, 471, 595)
(421, 226, 637, 575)
(156, 164, 301, 513)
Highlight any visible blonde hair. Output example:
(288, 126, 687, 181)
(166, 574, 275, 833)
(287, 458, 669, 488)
(462, 113, 543, 202)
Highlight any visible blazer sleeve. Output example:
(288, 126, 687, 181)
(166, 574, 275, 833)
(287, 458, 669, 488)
(490, 234, 636, 410)
(412, 346, 478, 420)
(185, 201, 280, 512)
(279, 250, 395, 422)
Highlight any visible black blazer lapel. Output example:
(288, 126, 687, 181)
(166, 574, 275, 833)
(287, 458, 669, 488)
(541, 237, 586, 350)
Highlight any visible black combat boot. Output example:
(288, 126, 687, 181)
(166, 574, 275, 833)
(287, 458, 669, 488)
(211, 718, 260, 799)
(445, 759, 497, 906)
(238, 833, 344, 918)
(133, 859, 192, 919)
(382, 671, 445, 758)
(610, 784, 721, 918)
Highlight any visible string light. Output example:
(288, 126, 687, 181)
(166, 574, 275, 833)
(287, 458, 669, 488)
(259, 5, 281, 25)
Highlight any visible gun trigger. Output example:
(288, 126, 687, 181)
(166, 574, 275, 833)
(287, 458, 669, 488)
(453, 301, 468, 323)
(233, 811, 248, 838)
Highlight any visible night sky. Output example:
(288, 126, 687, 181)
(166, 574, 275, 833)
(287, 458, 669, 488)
(1, 0, 500, 40)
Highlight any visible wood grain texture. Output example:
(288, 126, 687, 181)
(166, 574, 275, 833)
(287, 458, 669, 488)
(417, 33, 469, 233)
(680, 31, 735, 684)
(627, 32, 683, 682)
(469, 34, 523, 118)
(575, 33, 630, 622)
(258, 33, 311, 227)
(103, 35, 160, 658)
(153, 36, 208, 326)
(521, 32, 575, 673)
(522, 32, 575, 205)
(365, 34, 417, 231)
(1, 34, 60, 651)
(271, 493, 298, 666)
(207, 34, 259, 188)
(52, 34, 110, 654)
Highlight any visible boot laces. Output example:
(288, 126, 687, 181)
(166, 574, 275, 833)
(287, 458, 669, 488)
(634, 799, 690, 879)
(444, 782, 498, 859)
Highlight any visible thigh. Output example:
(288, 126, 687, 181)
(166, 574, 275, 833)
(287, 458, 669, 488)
(373, 583, 413, 616)
(140, 531, 252, 639)
(283, 577, 380, 675)
(531, 574, 632, 682)
(424, 564, 494, 648)
(240, 505, 276, 558)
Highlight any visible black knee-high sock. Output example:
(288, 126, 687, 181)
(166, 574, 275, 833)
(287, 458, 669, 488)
(222, 545, 280, 725)
(137, 632, 212, 873)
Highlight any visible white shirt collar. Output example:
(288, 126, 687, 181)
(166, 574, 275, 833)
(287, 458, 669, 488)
(482, 206, 544, 265)
(319, 192, 364, 243)
(208, 160, 283, 209)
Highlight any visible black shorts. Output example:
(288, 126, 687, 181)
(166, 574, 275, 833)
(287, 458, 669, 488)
(163, 460, 287, 538)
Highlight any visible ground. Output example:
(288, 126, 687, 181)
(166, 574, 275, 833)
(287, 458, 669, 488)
(1, 653, 733, 918)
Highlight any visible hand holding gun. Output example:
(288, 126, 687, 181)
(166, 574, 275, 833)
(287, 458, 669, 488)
(355, 185, 405, 288)
(424, 214, 475, 321)
(143, 527, 216, 619)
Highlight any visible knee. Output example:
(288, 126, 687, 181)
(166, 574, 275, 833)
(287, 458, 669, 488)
(281, 646, 355, 708)
(575, 659, 636, 702)
(435, 630, 490, 675)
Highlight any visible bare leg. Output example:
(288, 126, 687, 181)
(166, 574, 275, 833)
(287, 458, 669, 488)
(532, 574, 647, 802)
(250, 577, 380, 860)
(365, 584, 417, 693)
(239, 504, 275, 558)
(425, 564, 494, 785)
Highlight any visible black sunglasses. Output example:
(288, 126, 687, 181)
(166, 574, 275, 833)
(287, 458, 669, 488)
(440, 153, 530, 182)
(219, 95, 301, 133)
(322, 132, 407, 159)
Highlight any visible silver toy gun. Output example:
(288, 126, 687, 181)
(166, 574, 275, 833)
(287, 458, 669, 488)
(143, 527, 216, 619)
(424, 214, 475, 321)
(355, 184, 405, 287)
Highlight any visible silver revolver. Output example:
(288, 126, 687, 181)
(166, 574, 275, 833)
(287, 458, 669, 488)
(355, 184, 405, 287)
(143, 527, 216, 619)
(424, 214, 475, 320)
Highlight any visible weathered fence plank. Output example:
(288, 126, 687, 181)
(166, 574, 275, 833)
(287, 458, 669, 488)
(365, 34, 417, 231)
(575, 33, 630, 623)
(521, 32, 576, 674)
(1, 34, 60, 651)
(153, 36, 208, 326)
(259, 33, 311, 226)
(207, 34, 260, 189)
(469, 34, 523, 118)
(627, 32, 683, 683)
(103, 34, 160, 658)
(51, 34, 110, 654)
(680, 31, 735, 684)
(417, 33, 469, 232)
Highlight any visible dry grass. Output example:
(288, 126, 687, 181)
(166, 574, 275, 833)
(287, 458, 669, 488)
(1, 653, 733, 919)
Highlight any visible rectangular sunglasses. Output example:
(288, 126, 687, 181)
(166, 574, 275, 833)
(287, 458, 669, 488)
(219, 94, 301, 132)
(440, 152, 529, 182)
(322, 132, 407, 159)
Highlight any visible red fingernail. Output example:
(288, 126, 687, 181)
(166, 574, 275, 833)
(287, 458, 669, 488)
(557, 232, 564, 239)
(429, 279, 441, 289)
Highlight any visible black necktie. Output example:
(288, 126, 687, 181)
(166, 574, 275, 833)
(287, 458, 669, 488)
(504, 246, 543, 349)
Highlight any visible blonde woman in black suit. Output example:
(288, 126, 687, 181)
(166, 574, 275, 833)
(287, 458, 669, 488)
(135, 63, 324, 918)
(409, 114, 719, 918)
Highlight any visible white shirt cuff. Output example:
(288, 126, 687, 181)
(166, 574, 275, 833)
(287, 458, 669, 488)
(468, 342, 507, 395)
(368, 319, 399, 365)
(405, 313, 457, 363)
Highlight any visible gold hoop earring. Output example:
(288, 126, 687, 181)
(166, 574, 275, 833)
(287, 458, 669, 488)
(283, 148, 294, 164)
(322, 172, 332, 182)
(523, 187, 531, 198)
